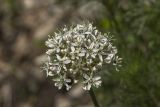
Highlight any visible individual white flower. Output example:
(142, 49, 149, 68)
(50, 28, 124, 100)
(83, 74, 102, 90)
(42, 22, 122, 90)
(41, 62, 54, 77)
(53, 74, 72, 90)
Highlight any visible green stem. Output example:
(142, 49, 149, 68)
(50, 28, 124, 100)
(89, 88, 100, 107)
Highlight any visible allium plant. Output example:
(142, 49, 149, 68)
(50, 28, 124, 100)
(42, 22, 122, 91)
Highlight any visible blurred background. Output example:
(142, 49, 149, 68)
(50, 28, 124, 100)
(0, 0, 160, 107)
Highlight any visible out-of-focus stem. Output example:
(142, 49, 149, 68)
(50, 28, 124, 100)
(89, 88, 100, 107)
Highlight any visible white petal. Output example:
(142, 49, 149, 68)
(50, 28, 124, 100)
(105, 54, 114, 63)
(84, 84, 91, 90)
(83, 74, 90, 79)
(77, 24, 84, 29)
(94, 81, 102, 87)
(66, 84, 71, 90)
(71, 46, 75, 52)
(63, 27, 67, 31)
(47, 71, 54, 76)
(71, 43, 78, 46)
(87, 59, 93, 64)
(79, 53, 85, 57)
(63, 65, 67, 71)
(105, 58, 111, 63)
(57, 84, 63, 89)
(93, 49, 98, 52)
(89, 42, 94, 49)
(92, 66, 96, 71)
(91, 53, 96, 58)
(93, 76, 101, 81)
(88, 24, 93, 31)
(56, 48, 60, 53)
(86, 53, 89, 58)
(84, 32, 91, 35)
(64, 59, 71, 64)
(74, 80, 78, 83)
(82, 68, 89, 71)
(45, 39, 54, 48)
(56, 54, 62, 61)
(97, 62, 102, 67)
(46, 49, 54, 55)
(94, 30, 98, 35)
(69, 69, 73, 72)
(98, 54, 103, 62)
(65, 79, 71, 83)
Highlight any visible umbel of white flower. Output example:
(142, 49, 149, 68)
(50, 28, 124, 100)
(42, 22, 122, 90)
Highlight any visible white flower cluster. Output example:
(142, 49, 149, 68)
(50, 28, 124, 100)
(42, 23, 122, 90)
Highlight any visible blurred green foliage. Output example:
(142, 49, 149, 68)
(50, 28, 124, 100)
(95, 0, 160, 107)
